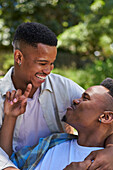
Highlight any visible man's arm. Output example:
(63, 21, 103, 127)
(65, 134, 113, 169)
(63, 160, 91, 170)
(0, 116, 17, 156)
(83, 134, 113, 169)
(0, 84, 32, 156)
(84, 147, 113, 169)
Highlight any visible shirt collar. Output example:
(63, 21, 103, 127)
(40, 74, 53, 93)
(0, 67, 15, 96)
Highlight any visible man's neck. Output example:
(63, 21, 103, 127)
(11, 70, 37, 98)
(77, 127, 109, 147)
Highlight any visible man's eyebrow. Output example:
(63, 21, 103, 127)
(83, 92, 89, 96)
(36, 60, 48, 62)
(82, 92, 90, 98)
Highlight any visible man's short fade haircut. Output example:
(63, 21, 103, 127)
(12, 22, 57, 47)
(100, 78, 113, 97)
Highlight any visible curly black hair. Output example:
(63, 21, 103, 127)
(12, 22, 57, 47)
(100, 78, 113, 97)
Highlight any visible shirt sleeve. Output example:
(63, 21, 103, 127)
(65, 78, 85, 102)
(0, 147, 18, 169)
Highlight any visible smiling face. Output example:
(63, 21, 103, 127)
(14, 43, 57, 90)
(64, 86, 110, 130)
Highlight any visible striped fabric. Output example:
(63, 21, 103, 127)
(10, 133, 76, 170)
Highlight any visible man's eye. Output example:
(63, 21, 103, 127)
(39, 63, 46, 65)
(83, 96, 89, 101)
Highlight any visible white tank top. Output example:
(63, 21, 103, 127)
(14, 88, 51, 151)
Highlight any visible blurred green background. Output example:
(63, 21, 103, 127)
(0, 0, 113, 89)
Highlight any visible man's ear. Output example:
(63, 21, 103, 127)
(99, 111, 113, 124)
(14, 50, 23, 65)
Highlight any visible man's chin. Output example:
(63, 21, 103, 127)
(62, 115, 67, 122)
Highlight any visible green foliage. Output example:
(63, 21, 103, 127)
(1, 51, 113, 90)
(90, 56, 113, 84)
(0, 0, 113, 86)
(58, 0, 113, 67)
(0, 51, 13, 75)
(58, 23, 88, 53)
(53, 55, 113, 89)
(53, 67, 93, 89)
(0, 0, 93, 47)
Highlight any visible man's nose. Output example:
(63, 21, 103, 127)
(73, 99, 80, 105)
(43, 65, 53, 74)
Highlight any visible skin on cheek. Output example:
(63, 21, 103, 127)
(20, 45, 56, 87)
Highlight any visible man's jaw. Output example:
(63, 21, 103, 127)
(62, 115, 67, 122)
(62, 106, 74, 122)
(62, 104, 77, 122)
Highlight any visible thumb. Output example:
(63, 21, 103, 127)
(24, 84, 32, 98)
(20, 98, 27, 114)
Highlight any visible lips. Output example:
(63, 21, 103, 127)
(67, 106, 73, 111)
(67, 104, 76, 111)
(72, 104, 77, 110)
(63, 105, 76, 123)
(35, 74, 47, 80)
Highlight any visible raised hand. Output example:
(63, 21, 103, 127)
(4, 84, 32, 117)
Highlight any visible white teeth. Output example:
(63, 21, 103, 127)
(36, 75, 46, 80)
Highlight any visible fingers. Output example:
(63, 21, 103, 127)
(6, 89, 22, 105)
(83, 160, 92, 169)
(78, 160, 91, 169)
(23, 84, 32, 98)
(85, 150, 104, 170)
(6, 91, 15, 105)
(6, 91, 11, 101)
(10, 90, 16, 103)
(20, 98, 27, 113)
(5, 84, 32, 115)
(6, 84, 32, 103)
(88, 160, 102, 170)
(15, 89, 22, 101)
(63, 160, 91, 170)
(85, 151, 98, 170)
(4, 85, 31, 117)
(85, 151, 96, 161)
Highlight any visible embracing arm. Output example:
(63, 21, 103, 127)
(84, 134, 113, 170)
(63, 160, 91, 170)
(0, 84, 32, 157)
(63, 135, 113, 170)
(0, 115, 17, 157)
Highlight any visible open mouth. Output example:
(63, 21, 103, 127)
(35, 74, 47, 80)
(71, 104, 77, 110)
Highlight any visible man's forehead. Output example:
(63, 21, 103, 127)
(85, 85, 109, 96)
